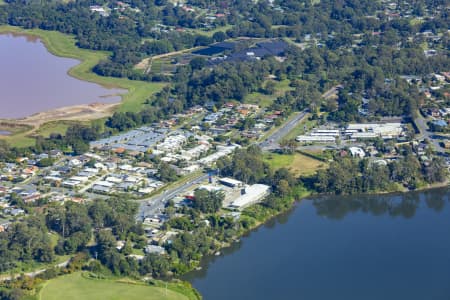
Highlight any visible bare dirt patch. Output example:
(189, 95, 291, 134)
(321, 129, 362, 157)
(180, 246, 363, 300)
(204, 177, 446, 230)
(0, 102, 118, 140)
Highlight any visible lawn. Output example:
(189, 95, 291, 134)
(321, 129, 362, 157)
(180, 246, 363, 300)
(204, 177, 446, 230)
(264, 152, 326, 176)
(0, 25, 165, 113)
(39, 272, 199, 300)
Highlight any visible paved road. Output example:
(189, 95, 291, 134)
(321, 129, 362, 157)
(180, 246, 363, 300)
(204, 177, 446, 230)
(259, 111, 308, 151)
(258, 86, 343, 151)
(137, 86, 342, 219)
(137, 173, 209, 221)
(414, 111, 446, 153)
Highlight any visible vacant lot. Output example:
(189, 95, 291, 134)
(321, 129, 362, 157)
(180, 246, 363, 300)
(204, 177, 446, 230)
(40, 272, 197, 300)
(264, 152, 326, 176)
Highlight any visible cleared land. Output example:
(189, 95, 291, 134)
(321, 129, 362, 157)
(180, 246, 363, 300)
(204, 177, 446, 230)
(264, 152, 326, 176)
(39, 272, 199, 300)
(0, 25, 166, 147)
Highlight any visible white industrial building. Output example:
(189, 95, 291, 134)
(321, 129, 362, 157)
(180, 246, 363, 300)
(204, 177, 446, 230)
(296, 135, 336, 143)
(219, 177, 243, 188)
(346, 123, 404, 139)
(310, 129, 340, 137)
(229, 184, 270, 210)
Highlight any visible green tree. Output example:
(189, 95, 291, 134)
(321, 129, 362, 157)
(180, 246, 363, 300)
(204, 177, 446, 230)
(193, 189, 224, 213)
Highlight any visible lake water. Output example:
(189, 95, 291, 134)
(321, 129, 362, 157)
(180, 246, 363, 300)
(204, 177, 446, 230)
(185, 188, 450, 300)
(0, 33, 125, 119)
(0, 130, 11, 135)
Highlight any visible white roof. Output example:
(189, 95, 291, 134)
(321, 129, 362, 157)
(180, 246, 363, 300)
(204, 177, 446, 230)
(70, 176, 89, 182)
(230, 184, 270, 209)
(349, 147, 365, 157)
(138, 187, 154, 194)
(106, 177, 123, 183)
(296, 135, 335, 142)
(219, 177, 243, 186)
(94, 181, 114, 188)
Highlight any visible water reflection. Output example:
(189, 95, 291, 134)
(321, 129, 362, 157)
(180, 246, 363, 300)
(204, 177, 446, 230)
(186, 189, 450, 281)
(187, 188, 450, 300)
(312, 188, 449, 219)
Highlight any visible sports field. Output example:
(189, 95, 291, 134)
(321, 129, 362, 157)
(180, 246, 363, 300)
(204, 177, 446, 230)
(39, 272, 198, 300)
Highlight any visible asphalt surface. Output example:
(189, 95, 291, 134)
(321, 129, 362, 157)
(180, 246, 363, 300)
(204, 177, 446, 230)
(414, 111, 446, 153)
(137, 173, 209, 221)
(259, 111, 308, 151)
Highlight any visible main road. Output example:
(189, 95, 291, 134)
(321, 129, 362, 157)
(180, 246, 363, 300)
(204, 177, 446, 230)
(138, 86, 342, 220)
(259, 110, 308, 151)
(138, 110, 309, 220)
(137, 173, 209, 221)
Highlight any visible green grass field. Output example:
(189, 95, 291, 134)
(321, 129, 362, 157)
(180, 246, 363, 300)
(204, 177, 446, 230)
(39, 272, 199, 300)
(264, 152, 326, 176)
(0, 26, 166, 113)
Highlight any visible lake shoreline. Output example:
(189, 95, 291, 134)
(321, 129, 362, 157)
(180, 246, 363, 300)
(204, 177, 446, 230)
(0, 25, 165, 147)
(186, 186, 450, 300)
(183, 180, 449, 282)
(0, 27, 124, 91)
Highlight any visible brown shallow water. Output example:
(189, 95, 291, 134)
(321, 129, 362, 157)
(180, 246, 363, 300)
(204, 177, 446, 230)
(0, 33, 125, 119)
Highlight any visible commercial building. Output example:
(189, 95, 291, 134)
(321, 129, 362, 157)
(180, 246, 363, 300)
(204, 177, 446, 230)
(346, 123, 404, 139)
(218, 177, 243, 188)
(229, 184, 270, 210)
(296, 135, 336, 143)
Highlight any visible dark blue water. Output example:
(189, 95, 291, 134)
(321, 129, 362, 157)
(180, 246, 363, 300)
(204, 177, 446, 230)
(185, 188, 450, 300)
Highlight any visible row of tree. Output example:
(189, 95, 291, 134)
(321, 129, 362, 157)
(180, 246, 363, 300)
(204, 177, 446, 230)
(313, 153, 447, 195)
